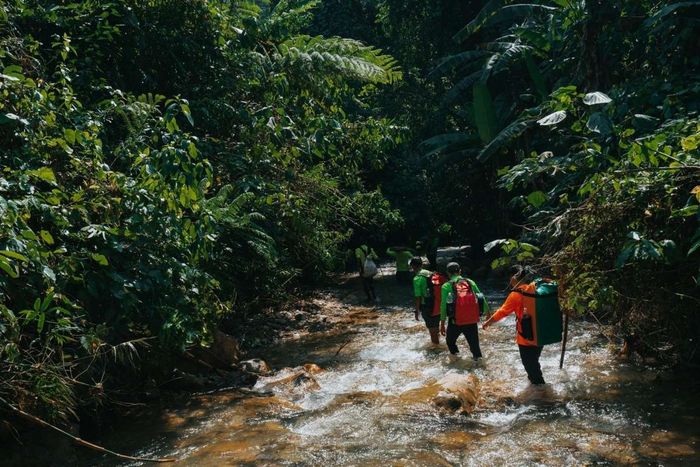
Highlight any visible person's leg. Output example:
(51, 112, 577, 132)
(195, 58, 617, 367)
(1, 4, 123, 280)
(361, 276, 372, 301)
(446, 323, 460, 354)
(422, 308, 440, 344)
(518, 345, 545, 384)
(428, 327, 440, 344)
(367, 276, 377, 300)
(463, 323, 483, 359)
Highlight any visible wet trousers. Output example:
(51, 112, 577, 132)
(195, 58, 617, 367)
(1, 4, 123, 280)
(446, 323, 482, 358)
(518, 344, 545, 384)
(361, 275, 376, 301)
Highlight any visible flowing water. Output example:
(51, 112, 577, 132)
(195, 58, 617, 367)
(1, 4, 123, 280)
(95, 271, 699, 466)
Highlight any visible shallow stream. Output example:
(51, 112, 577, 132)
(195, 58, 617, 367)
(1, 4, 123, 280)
(96, 272, 699, 465)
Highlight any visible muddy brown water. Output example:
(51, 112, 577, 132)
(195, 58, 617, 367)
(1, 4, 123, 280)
(92, 270, 699, 466)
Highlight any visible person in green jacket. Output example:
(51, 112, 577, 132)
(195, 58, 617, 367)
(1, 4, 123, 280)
(355, 244, 379, 303)
(440, 262, 489, 360)
(410, 257, 440, 344)
(386, 246, 414, 285)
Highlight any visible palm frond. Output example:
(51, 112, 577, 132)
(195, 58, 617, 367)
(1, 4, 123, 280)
(478, 119, 535, 161)
(420, 133, 479, 157)
(430, 50, 490, 78)
(455, 2, 558, 42)
(441, 70, 482, 107)
(482, 42, 533, 80)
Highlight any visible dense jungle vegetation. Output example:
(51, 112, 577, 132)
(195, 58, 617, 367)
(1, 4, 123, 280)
(1, 0, 698, 435)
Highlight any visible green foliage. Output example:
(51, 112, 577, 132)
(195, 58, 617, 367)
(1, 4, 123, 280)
(1, 0, 402, 424)
(424, 0, 700, 363)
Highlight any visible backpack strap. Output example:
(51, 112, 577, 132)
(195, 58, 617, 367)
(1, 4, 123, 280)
(511, 286, 558, 298)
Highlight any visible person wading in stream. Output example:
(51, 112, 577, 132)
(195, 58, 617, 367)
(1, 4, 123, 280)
(440, 262, 489, 361)
(386, 246, 414, 285)
(355, 244, 379, 303)
(482, 267, 560, 385)
(410, 257, 446, 345)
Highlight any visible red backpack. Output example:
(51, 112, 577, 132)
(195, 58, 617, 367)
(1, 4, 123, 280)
(447, 279, 480, 325)
(429, 272, 447, 317)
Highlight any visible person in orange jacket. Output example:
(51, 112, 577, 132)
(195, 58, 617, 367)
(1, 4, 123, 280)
(482, 267, 545, 385)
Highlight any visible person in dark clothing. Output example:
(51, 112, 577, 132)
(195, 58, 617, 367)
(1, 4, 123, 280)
(355, 244, 379, 303)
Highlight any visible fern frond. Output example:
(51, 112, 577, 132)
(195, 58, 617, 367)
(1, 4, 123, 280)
(276, 35, 402, 84)
(268, 0, 322, 34)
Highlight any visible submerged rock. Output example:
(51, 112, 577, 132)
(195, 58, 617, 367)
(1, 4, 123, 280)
(303, 363, 323, 374)
(255, 365, 322, 395)
(432, 373, 480, 414)
(398, 373, 480, 414)
(240, 358, 272, 375)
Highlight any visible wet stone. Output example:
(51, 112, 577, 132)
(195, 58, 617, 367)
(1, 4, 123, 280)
(239, 358, 272, 375)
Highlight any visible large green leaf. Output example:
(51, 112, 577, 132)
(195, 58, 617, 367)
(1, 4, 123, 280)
(455, 2, 558, 42)
(478, 119, 535, 161)
(441, 70, 482, 107)
(527, 190, 547, 207)
(587, 112, 613, 135)
(430, 50, 490, 78)
(482, 42, 533, 80)
(420, 133, 479, 157)
(583, 91, 612, 105)
(27, 167, 57, 184)
(473, 82, 499, 143)
(524, 51, 547, 99)
(537, 110, 566, 126)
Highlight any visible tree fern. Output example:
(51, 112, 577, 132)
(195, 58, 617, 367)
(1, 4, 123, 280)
(268, 0, 322, 37)
(205, 187, 276, 261)
(276, 35, 402, 84)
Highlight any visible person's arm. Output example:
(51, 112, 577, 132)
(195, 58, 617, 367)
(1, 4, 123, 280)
(482, 291, 521, 329)
(355, 248, 364, 272)
(439, 282, 450, 335)
(369, 248, 378, 260)
(386, 247, 397, 258)
(412, 276, 424, 320)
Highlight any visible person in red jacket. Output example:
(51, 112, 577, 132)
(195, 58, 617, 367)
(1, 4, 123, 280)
(482, 267, 545, 385)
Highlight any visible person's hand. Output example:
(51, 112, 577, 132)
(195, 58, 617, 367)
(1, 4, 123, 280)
(440, 321, 446, 336)
(482, 320, 491, 331)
